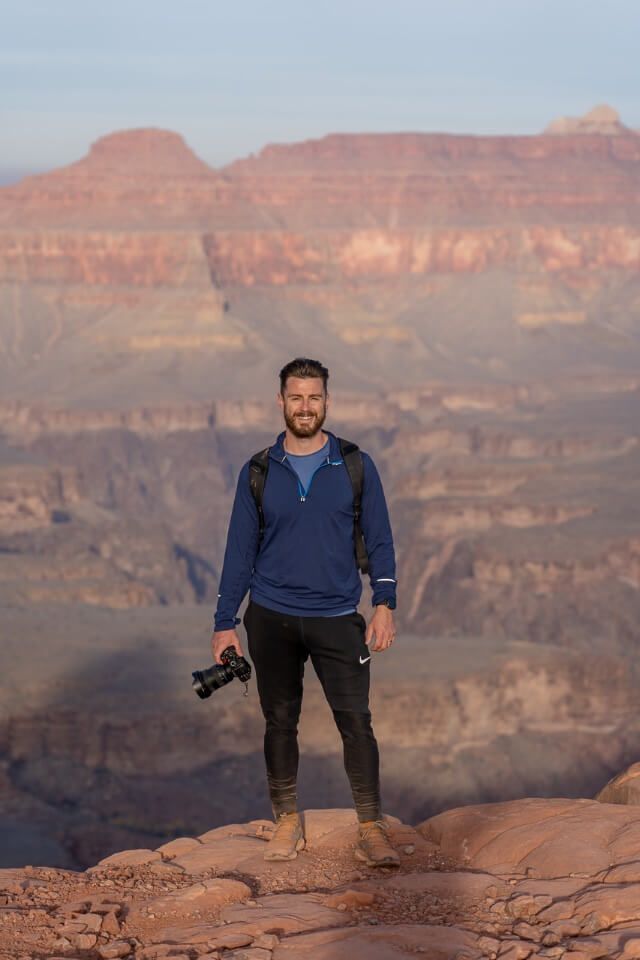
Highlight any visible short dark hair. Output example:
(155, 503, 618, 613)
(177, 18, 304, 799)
(279, 357, 329, 395)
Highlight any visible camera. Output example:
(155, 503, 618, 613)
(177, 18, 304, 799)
(192, 646, 252, 699)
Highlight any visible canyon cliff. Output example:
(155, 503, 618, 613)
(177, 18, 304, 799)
(0, 109, 639, 404)
(1, 109, 640, 876)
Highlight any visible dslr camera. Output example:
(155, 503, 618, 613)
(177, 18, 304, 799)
(192, 645, 252, 699)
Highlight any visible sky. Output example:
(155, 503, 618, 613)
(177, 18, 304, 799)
(2, 0, 639, 178)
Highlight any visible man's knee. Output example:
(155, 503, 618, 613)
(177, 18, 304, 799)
(264, 699, 302, 733)
(332, 709, 375, 742)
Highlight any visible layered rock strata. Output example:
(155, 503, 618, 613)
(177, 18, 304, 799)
(1, 117, 639, 405)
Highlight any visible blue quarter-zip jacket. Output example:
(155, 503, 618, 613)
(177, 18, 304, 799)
(214, 430, 397, 630)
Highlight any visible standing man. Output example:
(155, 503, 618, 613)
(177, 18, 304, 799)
(211, 358, 399, 866)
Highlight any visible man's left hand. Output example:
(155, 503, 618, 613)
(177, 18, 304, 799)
(365, 604, 396, 652)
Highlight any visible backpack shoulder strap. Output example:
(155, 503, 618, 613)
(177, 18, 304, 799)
(338, 437, 369, 574)
(248, 447, 270, 541)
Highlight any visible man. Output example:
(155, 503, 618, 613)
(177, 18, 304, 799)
(211, 357, 399, 866)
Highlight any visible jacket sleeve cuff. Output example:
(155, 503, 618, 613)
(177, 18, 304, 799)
(371, 579, 397, 607)
(213, 615, 241, 632)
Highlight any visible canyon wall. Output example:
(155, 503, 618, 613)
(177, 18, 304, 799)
(2, 605, 637, 869)
(1, 113, 640, 870)
(0, 119, 639, 404)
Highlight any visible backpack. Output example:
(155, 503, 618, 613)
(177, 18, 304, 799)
(248, 438, 369, 574)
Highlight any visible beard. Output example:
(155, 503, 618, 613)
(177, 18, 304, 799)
(284, 405, 327, 439)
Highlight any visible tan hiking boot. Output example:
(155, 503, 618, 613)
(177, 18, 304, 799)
(355, 819, 400, 867)
(264, 812, 305, 861)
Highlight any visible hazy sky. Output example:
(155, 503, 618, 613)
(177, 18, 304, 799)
(2, 0, 639, 176)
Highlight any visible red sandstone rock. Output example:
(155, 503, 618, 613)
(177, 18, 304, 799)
(621, 940, 640, 958)
(220, 892, 347, 936)
(155, 837, 202, 859)
(171, 835, 268, 875)
(140, 878, 252, 917)
(205, 929, 254, 949)
(596, 762, 640, 805)
(91, 849, 162, 870)
(74, 932, 98, 948)
(497, 946, 533, 960)
(418, 798, 640, 877)
(226, 949, 271, 960)
(272, 922, 481, 958)
(8, 785, 640, 960)
(326, 888, 376, 908)
(101, 911, 121, 935)
(252, 933, 280, 949)
(97, 942, 132, 959)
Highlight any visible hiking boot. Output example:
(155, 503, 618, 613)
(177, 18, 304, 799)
(355, 819, 400, 867)
(264, 812, 305, 861)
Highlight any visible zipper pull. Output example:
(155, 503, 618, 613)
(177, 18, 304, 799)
(300, 495, 306, 502)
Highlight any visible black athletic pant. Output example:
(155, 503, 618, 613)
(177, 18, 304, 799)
(243, 599, 382, 823)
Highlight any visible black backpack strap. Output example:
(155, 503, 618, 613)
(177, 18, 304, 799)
(248, 447, 270, 542)
(338, 437, 369, 575)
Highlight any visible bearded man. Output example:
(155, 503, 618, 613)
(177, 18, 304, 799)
(211, 357, 399, 866)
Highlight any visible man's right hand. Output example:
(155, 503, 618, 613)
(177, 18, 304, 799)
(211, 628, 245, 665)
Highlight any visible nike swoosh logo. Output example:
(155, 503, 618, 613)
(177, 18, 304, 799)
(359, 655, 371, 664)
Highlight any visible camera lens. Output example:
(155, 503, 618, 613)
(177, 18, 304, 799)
(191, 663, 232, 699)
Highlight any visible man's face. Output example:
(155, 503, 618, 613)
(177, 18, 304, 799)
(278, 376, 328, 438)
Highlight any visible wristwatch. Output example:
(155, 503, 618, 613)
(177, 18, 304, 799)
(375, 598, 396, 610)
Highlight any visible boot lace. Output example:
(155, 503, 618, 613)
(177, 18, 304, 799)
(272, 812, 300, 842)
(359, 819, 390, 843)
